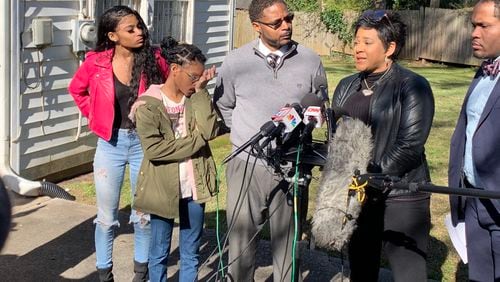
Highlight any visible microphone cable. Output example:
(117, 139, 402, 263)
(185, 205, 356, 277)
(197, 146, 259, 281)
(216, 151, 257, 281)
(203, 144, 299, 281)
(291, 143, 302, 282)
(194, 161, 231, 282)
(215, 163, 226, 278)
(205, 184, 292, 281)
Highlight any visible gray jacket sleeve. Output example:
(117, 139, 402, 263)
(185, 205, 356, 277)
(213, 60, 235, 129)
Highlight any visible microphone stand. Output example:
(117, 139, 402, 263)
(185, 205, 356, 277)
(354, 172, 500, 199)
(318, 85, 334, 141)
(286, 132, 315, 282)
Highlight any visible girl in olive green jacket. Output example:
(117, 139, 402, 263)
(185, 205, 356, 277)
(132, 37, 218, 282)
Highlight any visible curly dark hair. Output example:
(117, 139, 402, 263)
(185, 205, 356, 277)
(355, 10, 407, 61)
(248, 0, 287, 22)
(94, 6, 164, 128)
(160, 36, 207, 66)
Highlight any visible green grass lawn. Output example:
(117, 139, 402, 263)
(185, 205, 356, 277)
(62, 56, 477, 281)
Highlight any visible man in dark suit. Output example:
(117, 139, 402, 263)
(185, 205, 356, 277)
(449, 0, 500, 280)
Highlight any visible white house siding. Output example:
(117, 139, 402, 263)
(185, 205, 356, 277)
(10, 0, 233, 181)
(12, 0, 96, 181)
(191, 0, 233, 88)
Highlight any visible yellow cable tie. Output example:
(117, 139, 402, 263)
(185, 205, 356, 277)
(348, 176, 368, 204)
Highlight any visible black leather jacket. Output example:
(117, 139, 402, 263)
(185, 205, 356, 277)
(333, 63, 435, 198)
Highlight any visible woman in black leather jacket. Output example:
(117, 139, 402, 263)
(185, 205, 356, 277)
(333, 11, 435, 281)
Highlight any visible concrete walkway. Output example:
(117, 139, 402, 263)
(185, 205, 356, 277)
(0, 193, 395, 281)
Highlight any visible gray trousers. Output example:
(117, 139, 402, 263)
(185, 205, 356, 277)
(226, 157, 300, 282)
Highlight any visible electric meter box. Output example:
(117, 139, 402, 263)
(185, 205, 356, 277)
(32, 18, 53, 47)
(71, 19, 97, 54)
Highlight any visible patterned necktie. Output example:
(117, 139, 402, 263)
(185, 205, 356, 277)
(481, 59, 499, 77)
(266, 53, 279, 69)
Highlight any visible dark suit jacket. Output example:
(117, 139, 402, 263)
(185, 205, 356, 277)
(449, 69, 500, 226)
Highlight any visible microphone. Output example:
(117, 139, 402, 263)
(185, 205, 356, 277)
(223, 102, 304, 163)
(258, 122, 286, 150)
(257, 103, 303, 150)
(313, 75, 329, 103)
(313, 76, 336, 137)
(303, 106, 323, 129)
(259, 94, 323, 152)
(300, 106, 323, 144)
(271, 104, 303, 133)
(300, 93, 323, 109)
(222, 120, 278, 164)
(312, 118, 373, 252)
(297, 93, 325, 143)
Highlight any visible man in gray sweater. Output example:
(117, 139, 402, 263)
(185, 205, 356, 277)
(214, 0, 326, 280)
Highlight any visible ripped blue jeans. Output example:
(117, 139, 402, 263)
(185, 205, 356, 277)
(93, 129, 150, 269)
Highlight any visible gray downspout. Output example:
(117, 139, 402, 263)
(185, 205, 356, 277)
(0, 1, 74, 200)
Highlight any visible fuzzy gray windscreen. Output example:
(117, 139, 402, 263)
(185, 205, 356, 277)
(312, 118, 373, 252)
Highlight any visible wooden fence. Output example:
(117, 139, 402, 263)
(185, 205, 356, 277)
(233, 8, 482, 66)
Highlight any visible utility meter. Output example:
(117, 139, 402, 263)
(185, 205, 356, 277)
(71, 19, 96, 55)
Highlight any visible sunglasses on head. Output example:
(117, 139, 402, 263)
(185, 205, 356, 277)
(255, 13, 294, 30)
(361, 10, 396, 37)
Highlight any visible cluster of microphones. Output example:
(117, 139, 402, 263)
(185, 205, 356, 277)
(222, 76, 330, 165)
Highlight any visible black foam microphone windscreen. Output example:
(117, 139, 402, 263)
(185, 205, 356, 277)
(0, 178, 11, 251)
(300, 93, 323, 108)
(312, 118, 373, 252)
(313, 75, 329, 102)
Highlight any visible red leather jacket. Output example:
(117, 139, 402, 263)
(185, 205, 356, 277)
(68, 48, 169, 141)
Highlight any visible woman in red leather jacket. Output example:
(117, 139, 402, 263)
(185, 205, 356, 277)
(68, 6, 168, 282)
(332, 11, 435, 282)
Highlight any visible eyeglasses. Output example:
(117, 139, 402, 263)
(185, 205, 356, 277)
(361, 10, 396, 36)
(255, 13, 294, 30)
(181, 69, 200, 83)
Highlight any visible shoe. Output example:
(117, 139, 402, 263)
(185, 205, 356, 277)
(132, 260, 149, 282)
(97, 266, 114, 282)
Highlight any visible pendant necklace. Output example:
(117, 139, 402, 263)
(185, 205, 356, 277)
(362, 66, 391, 96)
(362, 80, 375, 96)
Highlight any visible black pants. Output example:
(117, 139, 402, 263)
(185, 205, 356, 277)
(348, 195, 431, 282)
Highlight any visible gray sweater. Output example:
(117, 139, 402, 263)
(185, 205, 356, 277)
(214, 39, 327, 161)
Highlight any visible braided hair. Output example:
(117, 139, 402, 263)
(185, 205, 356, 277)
(160, 36, 207, 66)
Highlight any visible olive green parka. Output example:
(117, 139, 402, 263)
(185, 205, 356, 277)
(133, 85, 219, 219)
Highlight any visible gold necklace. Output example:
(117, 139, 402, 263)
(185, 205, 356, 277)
(361, 66, 391, 96)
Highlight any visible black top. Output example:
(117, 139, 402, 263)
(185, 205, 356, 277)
(113, 73, 134, 129)
(342, 71, 385, 124)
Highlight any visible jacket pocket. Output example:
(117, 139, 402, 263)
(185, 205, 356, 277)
(134, 165, 163, 214)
